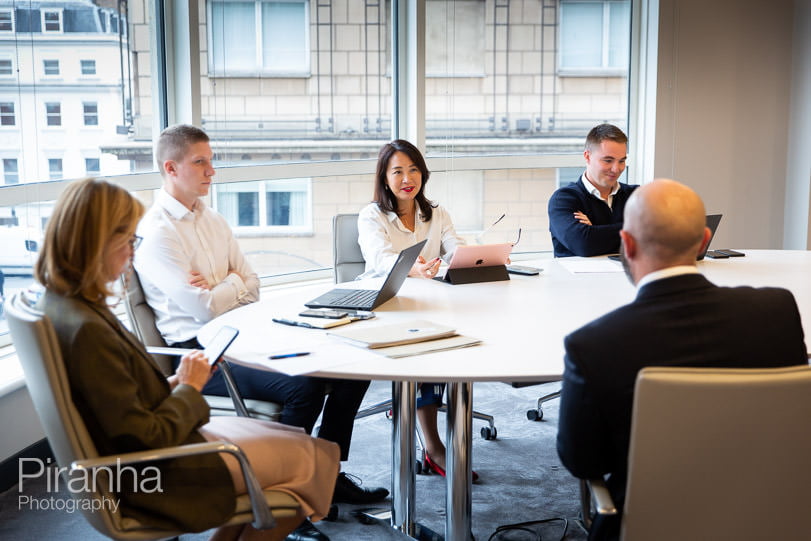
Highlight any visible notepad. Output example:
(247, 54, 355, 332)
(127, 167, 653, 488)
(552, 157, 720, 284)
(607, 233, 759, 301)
(327, 319, 457, 349)
(374, 334, 482, 358)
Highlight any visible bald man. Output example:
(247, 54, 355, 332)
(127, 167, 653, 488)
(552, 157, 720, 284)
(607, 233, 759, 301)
(556, 179, 807, 541)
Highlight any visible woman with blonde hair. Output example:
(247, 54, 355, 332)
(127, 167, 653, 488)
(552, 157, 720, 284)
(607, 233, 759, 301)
(35, 177, 339, 541)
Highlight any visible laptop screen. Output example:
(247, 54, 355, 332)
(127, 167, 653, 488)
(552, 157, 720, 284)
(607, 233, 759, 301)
(696, 214, 722, 261)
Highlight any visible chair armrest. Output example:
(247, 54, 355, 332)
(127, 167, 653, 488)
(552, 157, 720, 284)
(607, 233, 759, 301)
(71, 440, 275, 530)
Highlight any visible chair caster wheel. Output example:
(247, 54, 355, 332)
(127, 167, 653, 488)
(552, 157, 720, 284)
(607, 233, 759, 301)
(527, 409, 543, 421)
(480, 426, 497, 440)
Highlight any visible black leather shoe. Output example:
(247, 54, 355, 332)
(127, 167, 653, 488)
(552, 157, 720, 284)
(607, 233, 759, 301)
(285, 519, 329, 541)
(332, 472, 389, 504)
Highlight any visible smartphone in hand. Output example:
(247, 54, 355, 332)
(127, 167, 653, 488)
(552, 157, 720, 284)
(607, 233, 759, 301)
(203, 326, 239, 366)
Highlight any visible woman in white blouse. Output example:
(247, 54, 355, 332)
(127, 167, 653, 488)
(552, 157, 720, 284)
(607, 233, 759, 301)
(357, 139, 477, 480)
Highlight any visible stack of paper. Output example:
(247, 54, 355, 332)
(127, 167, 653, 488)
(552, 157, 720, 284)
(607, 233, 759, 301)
(327, 319, 481, 358)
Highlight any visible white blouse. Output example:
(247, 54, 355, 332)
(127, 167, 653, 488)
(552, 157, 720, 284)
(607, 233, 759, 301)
(356, 202, 465, 279)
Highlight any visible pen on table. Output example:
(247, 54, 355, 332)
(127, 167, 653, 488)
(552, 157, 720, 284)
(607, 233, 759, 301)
(268, 352, 311, 360)
(272, 317, 315, 328)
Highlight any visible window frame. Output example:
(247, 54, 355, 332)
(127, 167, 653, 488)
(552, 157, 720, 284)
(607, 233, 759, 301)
(80, 59, 97, 75)
(0, 8, 14, 32)
(558, 0, 631, 76)
(82, 102, 99, 126)
(2, 157, 19, 184)
(42, 59, 60, 76)
(47, 158, 63, 180)
(206, 0, 311, 78)
(44, 102, 61, 127)
(41, 8, 64, 33)
(0, 101, 15, 126)
(0, 58, 13, 76)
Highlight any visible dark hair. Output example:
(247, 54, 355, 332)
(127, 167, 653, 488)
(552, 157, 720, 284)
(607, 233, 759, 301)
(155, 124, 210, 175)
(585, 123, 628, 151)
(372, 139, 435, 222)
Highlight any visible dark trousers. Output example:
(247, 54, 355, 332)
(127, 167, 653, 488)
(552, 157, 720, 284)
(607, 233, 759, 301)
(172, 337, 369, 461)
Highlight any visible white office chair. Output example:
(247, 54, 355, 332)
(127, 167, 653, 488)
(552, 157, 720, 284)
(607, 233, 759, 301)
(6, 292, 300, 539)
(333, 213, 498, 455)
(122, 269, 282, 421)
(581, 365, 811, 540)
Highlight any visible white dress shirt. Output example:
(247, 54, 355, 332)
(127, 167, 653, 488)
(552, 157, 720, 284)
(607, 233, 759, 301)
(356, 203, 465, 279)
(134, 188, 259, 344)
(581, 172, 620, 209)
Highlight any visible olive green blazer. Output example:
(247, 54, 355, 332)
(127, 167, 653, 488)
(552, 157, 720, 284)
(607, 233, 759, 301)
(40, 290, 236, 532)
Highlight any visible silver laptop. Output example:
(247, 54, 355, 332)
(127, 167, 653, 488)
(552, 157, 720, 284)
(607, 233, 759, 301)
(305, 240, 427, 310)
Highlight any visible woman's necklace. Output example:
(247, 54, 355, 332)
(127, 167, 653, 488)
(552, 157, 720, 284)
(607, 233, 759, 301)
(399, 207, 415, 231)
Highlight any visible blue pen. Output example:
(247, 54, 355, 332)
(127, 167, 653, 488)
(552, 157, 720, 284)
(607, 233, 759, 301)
(268, 352, 311, 360)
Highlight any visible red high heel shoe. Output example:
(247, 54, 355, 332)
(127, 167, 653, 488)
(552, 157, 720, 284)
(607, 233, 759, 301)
(425, 454, 479, 482)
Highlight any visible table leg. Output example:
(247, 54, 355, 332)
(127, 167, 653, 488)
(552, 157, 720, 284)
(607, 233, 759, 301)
(446, 381, 473, 541)
(391, 380, 417, 536)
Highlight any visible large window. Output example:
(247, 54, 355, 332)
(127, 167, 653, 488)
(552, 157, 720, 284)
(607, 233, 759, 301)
(215, 178, 311, 230)
(560, 0, 630, 73)
(208, 0, 309, 76)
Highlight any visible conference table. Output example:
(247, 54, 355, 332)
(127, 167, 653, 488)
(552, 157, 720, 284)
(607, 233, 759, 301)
(198, 250, 811, 541)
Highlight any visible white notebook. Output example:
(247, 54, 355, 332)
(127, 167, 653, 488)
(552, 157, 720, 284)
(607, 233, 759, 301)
(327, 319, 457, 349)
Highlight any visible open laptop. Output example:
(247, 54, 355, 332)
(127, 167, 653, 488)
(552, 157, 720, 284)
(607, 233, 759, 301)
(305, 239, 427, 310)
(446, 243, 513, 270)
(696, 214, 722, 261)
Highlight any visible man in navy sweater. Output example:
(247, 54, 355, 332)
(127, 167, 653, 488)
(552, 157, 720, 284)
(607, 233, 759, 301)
(548, 124, 638, 257)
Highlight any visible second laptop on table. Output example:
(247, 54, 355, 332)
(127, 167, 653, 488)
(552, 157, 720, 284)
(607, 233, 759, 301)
(305, 239, 427, 310)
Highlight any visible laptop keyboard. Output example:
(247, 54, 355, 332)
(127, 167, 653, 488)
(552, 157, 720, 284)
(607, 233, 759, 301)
(330, 289, 378, 306)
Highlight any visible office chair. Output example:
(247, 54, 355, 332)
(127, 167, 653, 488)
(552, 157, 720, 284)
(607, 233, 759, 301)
(6, 292, 300, 539)
(122, 269, 282, 421)
(580, 365, 811, 540)
(332, 213, 498, 456)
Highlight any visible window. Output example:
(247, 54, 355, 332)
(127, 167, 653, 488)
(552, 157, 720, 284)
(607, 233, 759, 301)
(426, 0, 485, 77)
(2, 158, 18, 184)
(560, 0, 630, 73)
(45, 103, 61, 126)
(80, 59, 96, 75)
(85, 157, 100, 175)
(42, 9, 63, 33)
(215, 179, 311, 229)
(208, 0, 309, 76)
(0, 102, 14, 126)
(0, 59, 11, 75)
(0, 9, 13, 32)
(48, 158, 63, 180)
(83, 102, 98, 126)
(43, 59, 60, 76)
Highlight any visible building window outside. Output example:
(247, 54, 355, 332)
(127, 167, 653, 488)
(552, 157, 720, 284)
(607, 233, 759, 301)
(0, 9, 13, 32)
(208, 0, 309, 76)
(43, 59, 60, 76)
(559, 0, 630, 72)
(80, 59, 96, 75)
(85, 157, 100, 175)
(83, 102, 98, 126)
(42, 9, 63, 32)
(215, 179, 311, 229)
(0, 59, 11, 75)
(2, 158, 18, 184)
(48, 158, 62, 180)
(0, 102, 14, 126)
(45, 103, 61, 126)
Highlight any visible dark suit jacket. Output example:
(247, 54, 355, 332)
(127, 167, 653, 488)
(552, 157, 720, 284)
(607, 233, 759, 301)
(548, 178, 638, 257)
(40, 290, 235, 532)
(556, 273, 807, 540)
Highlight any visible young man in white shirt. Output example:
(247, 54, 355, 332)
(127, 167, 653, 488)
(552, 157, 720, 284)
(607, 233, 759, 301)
(135, 124, 387, 541)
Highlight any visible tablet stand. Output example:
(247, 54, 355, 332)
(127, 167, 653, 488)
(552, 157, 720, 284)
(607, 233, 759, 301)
(442, 264, 510, 285)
